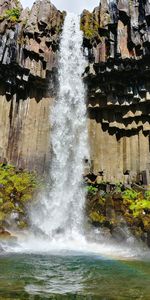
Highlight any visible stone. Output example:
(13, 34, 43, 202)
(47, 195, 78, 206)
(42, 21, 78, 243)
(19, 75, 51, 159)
(0, 227, 11, 239)
(82, 0, 150, 184)
(111, 226, 128, 242)
(147, 231, 150, 248)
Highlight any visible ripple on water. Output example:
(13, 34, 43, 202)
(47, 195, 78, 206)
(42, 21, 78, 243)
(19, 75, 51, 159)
(0, 253, 150, 300)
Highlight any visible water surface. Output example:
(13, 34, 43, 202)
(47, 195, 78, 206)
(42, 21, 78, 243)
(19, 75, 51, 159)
(0, 253, 150, 300)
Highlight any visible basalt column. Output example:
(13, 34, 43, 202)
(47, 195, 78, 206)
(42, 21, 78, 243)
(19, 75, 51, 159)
(0, 0, 64, 173)
(81, 0, 150, 184)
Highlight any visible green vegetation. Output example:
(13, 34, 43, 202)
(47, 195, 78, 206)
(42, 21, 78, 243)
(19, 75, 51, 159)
(0, 7, 21, 23)
(122, 189, 140, 202)
(80, 13, 100, 39)
(122, 189, 150, 217)
(89, 211, 106, 224)
(0, 163, 39, 228)
(5, 8, 21, 22)
(81, 24, 99, 39)
(86, 185, 98, 195)
(129, 199, 150, 217)
(86, 184, 150, 245)
(86, 183, 106, 225)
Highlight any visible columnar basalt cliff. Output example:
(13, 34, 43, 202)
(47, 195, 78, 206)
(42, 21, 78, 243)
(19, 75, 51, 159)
(81, 0, 150, 184)
(0, 0, 149, 184)
(0, 0, 64, 94)
(0, 0, 64, 172)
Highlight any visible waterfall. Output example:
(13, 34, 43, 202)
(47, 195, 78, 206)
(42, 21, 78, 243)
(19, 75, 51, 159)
(30, 13, 89, 241)
(3, 13, 142, 258)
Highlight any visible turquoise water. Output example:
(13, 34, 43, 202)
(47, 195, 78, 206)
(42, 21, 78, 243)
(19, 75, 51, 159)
(0, 253, 150, 300)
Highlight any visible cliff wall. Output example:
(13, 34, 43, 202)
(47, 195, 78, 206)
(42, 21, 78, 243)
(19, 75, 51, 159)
(81, 0, 150, 184)
(0, 0, 63, 173)
(0, 0, 149, 184)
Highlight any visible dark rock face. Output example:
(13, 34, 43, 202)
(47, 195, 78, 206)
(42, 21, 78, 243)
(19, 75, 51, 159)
(0, 0, 64, 172)
(82, 0, 150, 61)
(0, 0, 64, 98)
(81, 0, 150, 131)
(81, 0, 150, 184)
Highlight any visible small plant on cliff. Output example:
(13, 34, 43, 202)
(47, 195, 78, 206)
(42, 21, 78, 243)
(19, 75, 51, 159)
(145, 191, 150, 200)
(122, 188, 150, 217)
(5, 8, 21, 22)
(89, 211, 106, 224)
(80, 13, 100, 39)
(129, 191, 150, 217)
(122, 189, 140, 205)
(129, 199, 150, 217)
(86, 185, 98, 195)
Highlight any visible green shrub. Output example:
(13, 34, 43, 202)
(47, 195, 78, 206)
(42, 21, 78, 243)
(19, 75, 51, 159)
(145, 191, 150, 200)
(4, 8, 21, 22)
(80, 13, 100, 39)
(129, 200, 150, 217)
(122, 188, 150, 217)
(122, 189, 139, 201)
(89, 211, 106, 223)
(86, 185, 98, 195)
(0, 163, 39, 227)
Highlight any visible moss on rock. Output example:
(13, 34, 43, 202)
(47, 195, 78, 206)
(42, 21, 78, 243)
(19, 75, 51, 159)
(0, 163, 40, 229)
(86, 184, 150, 246)
(89, 211, 106, 224)
(80, 11, 100, 40)
(5, 8, 21, 22)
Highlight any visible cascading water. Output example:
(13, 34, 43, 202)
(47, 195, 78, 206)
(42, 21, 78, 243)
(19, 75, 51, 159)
(29, 13, 89, 241)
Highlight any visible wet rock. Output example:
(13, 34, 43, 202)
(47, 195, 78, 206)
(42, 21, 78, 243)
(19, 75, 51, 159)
(100, 227, 111, 240)
(147, 231, 150, 247)
(0, 227, 17, 243)
(0, 227, 11, 239)
(111, 226, 128, 242)
(105, 194, 116, 222)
